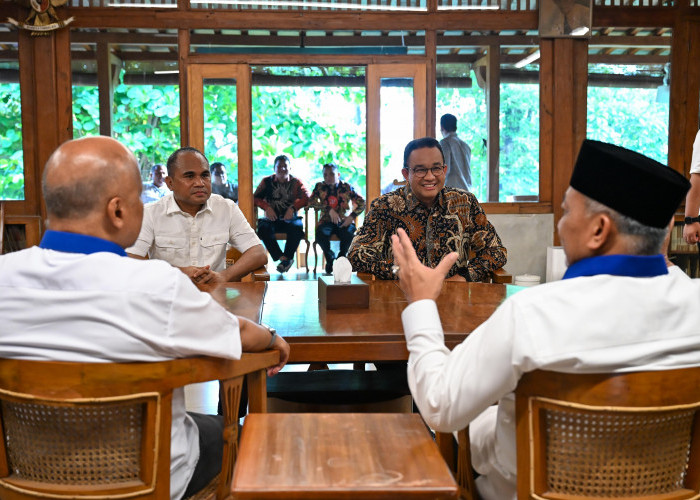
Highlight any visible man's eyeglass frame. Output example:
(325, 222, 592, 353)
(405, 165, 447, 178)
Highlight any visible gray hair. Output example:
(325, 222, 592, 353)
(43, 179, 106, 219)
(584, 197, 667, 255)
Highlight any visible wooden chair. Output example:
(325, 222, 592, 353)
(0, 352, 278, 500)
(226, 246, 270, 281)
(457, 367, 700, 500)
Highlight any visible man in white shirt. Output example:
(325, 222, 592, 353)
(682, 129, 700, 243)
(128, 147, 267, 285)
(391, 139, 699, 500)
(0, 136, 290, 500)
(141, 163, 169, 204)
(439, 113, 472, 192)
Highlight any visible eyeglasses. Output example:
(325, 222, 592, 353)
(409, 165, 446, 178)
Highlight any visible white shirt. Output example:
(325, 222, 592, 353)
(0, 244, 242, 500)
(440, 132, 472, 191)
(141, 182, 170, 204)
(690, 129, 700, 175)
(402, 265, 700, 500)
(128, 193, 261, 271)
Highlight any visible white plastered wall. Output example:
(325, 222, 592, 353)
(487, 213, 554, 280)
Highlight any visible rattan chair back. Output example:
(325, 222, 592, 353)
(515, 368, 700, 500)
(0, 353, 277, 500)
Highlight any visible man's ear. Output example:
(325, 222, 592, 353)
(401, 168, 409, 182)
(587, 212, 614, 252)
(165, 176, 174, 190)
(106, 196, 125, 230)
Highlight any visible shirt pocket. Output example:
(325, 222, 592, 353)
(200, 232, 229, 249)
(154, 235, 186, 263)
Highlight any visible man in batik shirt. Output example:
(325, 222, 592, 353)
(348, 137, 506, 281)
(309, 162, 366, 274)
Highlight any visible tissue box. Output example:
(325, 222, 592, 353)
(318, 275, 369, 309)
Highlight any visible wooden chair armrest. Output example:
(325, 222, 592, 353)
(356, 272, 375, 281)
(251, 266, 270, 281)
(491, 268, 512, 284)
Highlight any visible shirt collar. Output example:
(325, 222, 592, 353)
(563, 254, 668, 280)
(39, 230, 127, 256)
(165, 193, 211, 216)
(402, 185, 446, 211)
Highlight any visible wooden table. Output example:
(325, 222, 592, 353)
(212, 279, 513, 363)
(231, 413, 459, 499)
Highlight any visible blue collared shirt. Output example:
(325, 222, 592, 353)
(563, 254, 668, 280)
(39, 230, 127, 257)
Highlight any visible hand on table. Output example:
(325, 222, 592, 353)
(391, 227, 458, 304)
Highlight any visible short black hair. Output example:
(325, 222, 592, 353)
(440, 113, 457, 132)
(274, 154, 290, 168)
(166, 147, 208, 176)
(210, 161, 225, 173)
(323, 162, 339, 172)
(403, 137, 445, 169)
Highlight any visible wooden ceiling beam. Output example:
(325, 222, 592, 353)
(60, 7, 537, 31)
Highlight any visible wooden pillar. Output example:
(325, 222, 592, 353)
(425, 28, 437, 137)
(668, 13, 700, 176)
(97, 41, 119, 137)
(18, 28, 73, 221)
(487, 44, 500, 202)
(539, 38, 588, 244)
(178, 28, 190, 147)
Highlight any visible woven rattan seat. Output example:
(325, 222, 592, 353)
(0, 352, 278, 500)
(456, 367, 700, 500)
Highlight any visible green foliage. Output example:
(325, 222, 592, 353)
(587, 86, 669, 164)
(249, 85, 366, 191)
(72, 73, 181, 178)
(0, 83, 24, 200)
(0, 66, 672, 202)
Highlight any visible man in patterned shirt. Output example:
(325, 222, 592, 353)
(348, 137, 506, 281)
(254, 154, 310, 273)
(309, 162, 366, 274)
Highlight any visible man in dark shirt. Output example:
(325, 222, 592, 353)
(254, 154, 310, 273)
(348, 137, 506, 281)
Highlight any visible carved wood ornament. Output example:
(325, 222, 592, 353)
(7, 0, 74, 35)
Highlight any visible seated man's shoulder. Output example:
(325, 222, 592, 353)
(443, 187, 479, 206)
(369, 191, 403, 212)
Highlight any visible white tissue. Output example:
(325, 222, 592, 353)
(333, 257, 353, 283)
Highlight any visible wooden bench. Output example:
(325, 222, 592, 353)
(232, 413, 459, 499)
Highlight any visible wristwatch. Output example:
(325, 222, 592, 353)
(684, 216, 700, 225)
(261, 323, 277, 349)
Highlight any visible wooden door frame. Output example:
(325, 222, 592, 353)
(184, 56, 430, 216)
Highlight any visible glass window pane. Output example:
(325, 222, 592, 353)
(250, 65, 367, 202)
(500, 46, 539, 202)
(587, 62, 669, 163)
(204, 78, 239, 202)
(436, 63, 487, 201)
(0, 59, 24, 201)
(380, 78, 414, 194)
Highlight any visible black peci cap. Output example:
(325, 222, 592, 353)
(570, 140, 690, 228)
